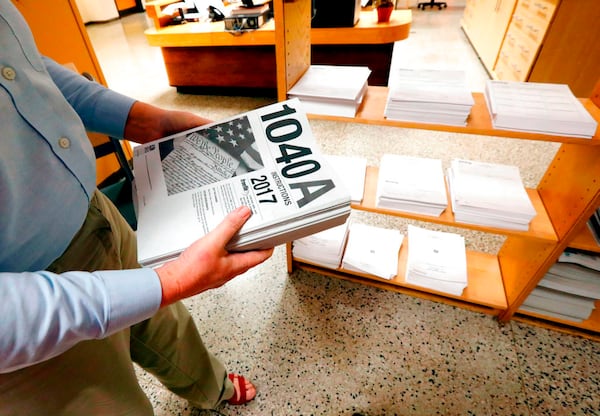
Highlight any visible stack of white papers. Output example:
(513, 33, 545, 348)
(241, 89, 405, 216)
(376, 154, 447, 216)
(287, 65, 372, 118)
(405, 225, 468, 296)
(384, 68, 474, 126)
(325, 155, 367, 203)
(293, 218, 351, 269)
(341, 223, 404, 279)
(559, 249, 600, 273)
(485, 80, 597, 138)
(447, 159, 536, 231)
(520, 287, 596, 322)
(521, 249, 599, 322)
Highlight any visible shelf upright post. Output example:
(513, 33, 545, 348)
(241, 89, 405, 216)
(272, 0, 312, 101)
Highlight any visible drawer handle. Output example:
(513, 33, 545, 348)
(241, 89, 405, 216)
(534, 2, 548, 10)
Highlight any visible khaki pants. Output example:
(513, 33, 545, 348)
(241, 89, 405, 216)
(0, 191, 234, 415)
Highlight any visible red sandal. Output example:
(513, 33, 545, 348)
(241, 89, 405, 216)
(227, 373, 256, 405)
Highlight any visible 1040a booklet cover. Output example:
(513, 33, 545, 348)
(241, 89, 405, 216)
(133, 99, 351, 267)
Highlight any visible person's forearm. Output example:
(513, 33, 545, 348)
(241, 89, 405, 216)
(44, 57, 135, 138)
(0, 268, 161, 373)
(124, 101, 213, 144)
(45, 57, 211, 143)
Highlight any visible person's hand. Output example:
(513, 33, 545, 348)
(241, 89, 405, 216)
(154, 206, 274, 307)
(124, 101, 213, 143)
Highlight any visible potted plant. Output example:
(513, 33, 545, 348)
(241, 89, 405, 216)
(373, 0, 395, 23)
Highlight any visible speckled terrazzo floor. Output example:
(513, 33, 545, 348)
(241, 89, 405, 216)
(85, 6, 600, 415)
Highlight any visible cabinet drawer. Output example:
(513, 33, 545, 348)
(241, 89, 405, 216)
(503, 24, 539, 67)
(494, 54, 519, 81)
(515, 0, 558, 24)
(494, 50, 529, 81)
(510, 10, 549, 45)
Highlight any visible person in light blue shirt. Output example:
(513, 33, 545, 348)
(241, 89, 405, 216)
(0, 1, 273, 413)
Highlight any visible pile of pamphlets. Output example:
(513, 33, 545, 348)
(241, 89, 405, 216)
(521, 249, 599, 322)
(341, 222, 404, 280)
(447, 159, 536, 231)
(376, 154, 447, 216)
(384, 68, 474, 126)
(484, 80, 597, 138)
(133, 99, 352, 267)
(287, 65, 371, 118)
(405, 225, 467, 296)
(325, 154, 367, 203)
(521, 288, 596, 323)
(292, 218, 351, 269)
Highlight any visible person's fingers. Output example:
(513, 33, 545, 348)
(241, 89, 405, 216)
(203, 206, 252, 249)
(228, 247, 274, 274)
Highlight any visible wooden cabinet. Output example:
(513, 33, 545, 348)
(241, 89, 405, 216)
(272, 0, 600, 339)
(461, 0, 517, 72)
(464, 0, 600, 98)
(526, 0, 600, 97)
(494, 0, 558, 82)
(143, 1, 410, 91)
(12, 0, 106, 84)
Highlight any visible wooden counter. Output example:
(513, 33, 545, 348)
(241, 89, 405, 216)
(143, 9, 411, 94)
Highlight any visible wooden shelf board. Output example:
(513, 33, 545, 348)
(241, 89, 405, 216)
(569, 223, 600, 253)
(294, 243, 507, 310)
(144, 11, 411, 47)
(355, 166, 558, 242)
(145, 19, 277, 47)
(311, 10, 411, 45)
(309, 87, 600, 145)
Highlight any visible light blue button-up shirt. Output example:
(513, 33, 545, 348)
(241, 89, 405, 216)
(0, 1, 162, 373)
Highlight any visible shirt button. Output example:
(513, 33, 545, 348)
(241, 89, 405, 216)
(2, 66, 16, 81)
(58, 137, 71, 149)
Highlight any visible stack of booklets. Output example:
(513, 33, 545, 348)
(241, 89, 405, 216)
(375, 154, 448, 216)
(405, 225, 468, 296)
(447, 158, 536, 231)
(341, 222, 404, 280)
(287, 65, 371, 118)
(133, 99, 352, 267)
(292, 218, 351, 269)
(484, 80, 598, 138)
(325, 155, 367, 203)
(384, 68, 474, 126)
(521, 249, 599, 322)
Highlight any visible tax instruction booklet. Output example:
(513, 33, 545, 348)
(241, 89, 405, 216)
(133, 99, 352, 267)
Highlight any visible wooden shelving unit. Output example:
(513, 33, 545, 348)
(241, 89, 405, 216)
(272, 0, 600, 339)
